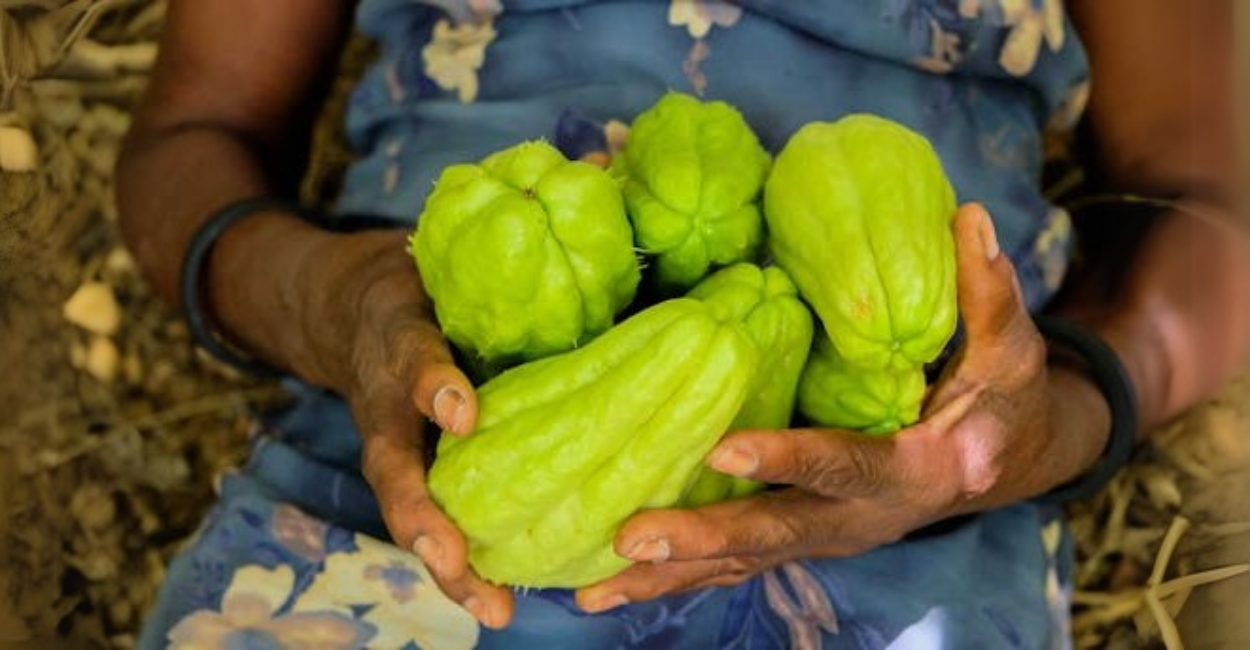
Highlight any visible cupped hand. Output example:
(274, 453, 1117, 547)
(294, 229, 516, 628)
(575, 203, 1112, 613)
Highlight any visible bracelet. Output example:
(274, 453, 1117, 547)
(182, 198, 413, 377)
(181, 197, 318, 377)
(1031, 315, 1140, 505)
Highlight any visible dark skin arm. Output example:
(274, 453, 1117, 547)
(1066, 0, 1249, 427)
(116, 0, 512, 628)
(119, 0, 1249, 628)
(575, 0, 1250, 611)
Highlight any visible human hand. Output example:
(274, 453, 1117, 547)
(575, 203, 1112, 612)
(290, 229, 516, 628)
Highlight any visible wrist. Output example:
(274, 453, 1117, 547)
(204, 208, 330, 377)
(288, 228, 415, 392)
(1044, 365, 1113, 487)
(1032, 315, 1140, 504)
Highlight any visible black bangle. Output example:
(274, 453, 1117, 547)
(182, 199, 413, 377)
(181, 197, 322, 378)
(1031, 315, 1140, 505)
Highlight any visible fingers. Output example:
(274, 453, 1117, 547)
(355, 387, 513, 628)
(707, 428, 898, 499)
(575, 555, 767, 614)
(705, 426, 961, 505)
(614, 490, 908, 567)
(952, 204, 1035, 354)
(382, 311, 478, 435)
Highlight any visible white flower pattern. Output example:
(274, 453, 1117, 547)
(997, 0, 1066, 76)
(913, 18, 964, 74)
(1033, 207, 1073, 292)
(669, 0, 743, 95)
(422, 18, 498, 103)
(167, 565, 375, 650)
(668, 0, 743, 39)
(294, 534, 479, 650)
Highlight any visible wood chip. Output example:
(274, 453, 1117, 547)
(63, 281, 120, 336)
(84, 335, 119, 383)
(0, 125, 38, 172)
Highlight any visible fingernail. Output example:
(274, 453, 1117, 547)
(433, 386, 467, 432)
(976, 208, 1001, 261)
(708, 446, 759, 477)
(412, 535, 445, 574)
(625, 537, 670, 563)
(463, 596, 496, 628)
(584, 593, 629, 614)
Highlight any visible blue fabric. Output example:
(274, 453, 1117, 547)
(141, 389, 1073, 649)
(142, 1, 1090, 647)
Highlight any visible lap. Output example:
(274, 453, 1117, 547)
(140, 469, 1073, 649)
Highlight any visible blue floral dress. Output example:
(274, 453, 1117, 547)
(140, 2, 1091, 648)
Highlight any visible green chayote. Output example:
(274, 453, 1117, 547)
(411, 140, 640, 372)
(797, 333, 926, 436)
(681, 263, 814, 506)
(764, 114, 958, 373)
(428, 298, 757, 588)
(611, 92, 771, 290)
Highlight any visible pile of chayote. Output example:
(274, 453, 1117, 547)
(410, 94, 958, 588)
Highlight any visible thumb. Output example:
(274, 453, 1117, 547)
(952, 203, 1033, 354)
(386, 314, 479, 435)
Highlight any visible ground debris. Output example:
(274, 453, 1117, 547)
(0, 1, 286, 645)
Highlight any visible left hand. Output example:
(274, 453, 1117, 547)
(575, 203, 1112, 613)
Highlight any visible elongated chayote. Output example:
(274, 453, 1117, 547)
(764, 114, 957, 374)
(428, 298, 758, 588)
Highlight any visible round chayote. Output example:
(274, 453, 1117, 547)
(797, 333, 926, 436)
(611, 92, 772, 290)
(764, 114, 958, 373)
(411, 140, 640, 371)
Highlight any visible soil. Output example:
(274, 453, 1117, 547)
(1, 2, 1247, 649)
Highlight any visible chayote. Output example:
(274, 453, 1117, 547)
(411, 140, 640, 372)
(797, 333, 926, 436)
(764, 114, 958, 373)
(681, 263, 814, 507)
(611, 92, 771, 290)
(428, 298, 758, 588)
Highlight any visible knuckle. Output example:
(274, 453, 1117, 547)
(768, 509, 809, 549)
(385, 325, 429, 379)
(710, 556, 760, 586)
(845, 443, 887, 491)
(700, 514, 737, 556)
(791, 441, 854, 495)
(955, 447, 1006, 503)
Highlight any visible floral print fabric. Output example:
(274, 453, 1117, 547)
(142, 2, 1091, 647)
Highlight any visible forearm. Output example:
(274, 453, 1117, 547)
(116, 124, 403, 392)
(1066, 0, 1246, 433)
(1065, 205, 1250, 433)
(115, 106, 323, 376)
(1105, 206, 1250, 430)
(116, 0, 356, 386)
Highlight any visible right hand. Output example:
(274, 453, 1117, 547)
(287, 227, 516, 628)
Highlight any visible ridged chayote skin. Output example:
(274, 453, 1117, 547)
(798, 333, 927, 436)
(427, 298, 758, 588)
(764, 114, 958, 373)
(611, 92, 772, 290)
(411, 140, 640, 372)
(680, 263, 814, 507)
